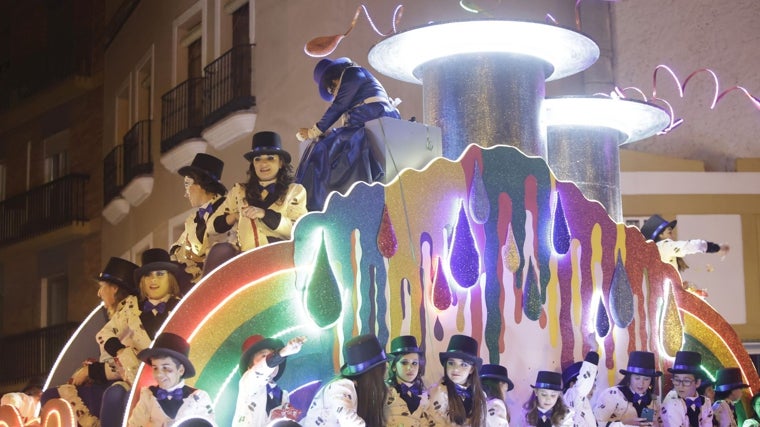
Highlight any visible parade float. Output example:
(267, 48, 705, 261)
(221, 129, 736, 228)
(18, 11, 759, 427)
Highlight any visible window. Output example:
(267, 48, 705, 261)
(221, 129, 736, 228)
(41, 274, 68, 326)
(115, 76, 132, 144)
(43, 130, 70, 182)
(135, 50, 154, 122)
(174, 2, 205, 85)
(0, 163, 6, 201)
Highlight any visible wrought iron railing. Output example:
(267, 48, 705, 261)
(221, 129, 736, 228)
(0, 174, 89, 246)
(123, 119, 153, 184)
(103, 145, 124, 205)
(203, 43, 256, 127)
(0, 322, 79, 385)
(160, 77, 204, 153)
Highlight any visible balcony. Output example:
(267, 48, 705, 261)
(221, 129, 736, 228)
(160, 77, 207, 173)
(0, 323, 79, 388)
(202, 43, 257, 150)
(0, 174, 89, 247)
(122, 119, 154, 206)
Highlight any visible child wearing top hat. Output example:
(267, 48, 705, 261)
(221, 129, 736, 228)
(232, 334, 307, 426)
(301, 334, 388, 426)
(711, 368, 749, 427)
(128, 332, 215, 426)
(562, 347, 600, 427)
(40, 256, 142, 426)
(594, 350, 662, 427)
(660, 351, 713, 427)
(428, 334, 488, 426)
(479, 364, 513, 427)
(295, 57, 401, 211)
(523, 371, 573, 427)
(215, 131, 307, 252)
(171, 153, 235, 285)
(384, 335, 433, 427)
(742, 393, 760, 427)
(640, 214, 729, 273)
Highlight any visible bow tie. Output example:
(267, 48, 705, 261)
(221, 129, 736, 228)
(197, 204, 214, 219)
(539, 409, 553, 420)
(633, 393, 646, 404)
(258, 183, 276, 194)
(267, 384, 283, 401)
(399, 383, 421, 397)
(454, 385, 472, 400)
(143, 300, 167, 314)
(685, 397, 703, 409)
(156, 388, 184, 401)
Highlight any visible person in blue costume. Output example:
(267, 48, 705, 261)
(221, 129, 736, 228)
(296, 57, 401, 211)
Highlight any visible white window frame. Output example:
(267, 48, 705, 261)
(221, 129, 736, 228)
(172, 1, 208, 86)
(134, 45, 156, 122)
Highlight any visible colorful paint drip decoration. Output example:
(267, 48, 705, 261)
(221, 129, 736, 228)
(432, 257, 453, 311)
(609, 250, 635, 328)
(448, 202, 481, 288)
(522, 258, 542, 321)
(596, 296, 611, 337)
(659, 280, 685, 357)
(552, 194, 571, 255)
(304, 232, 342, 328)
(377, 204, 398, 258)
(468, 159, 490, 225)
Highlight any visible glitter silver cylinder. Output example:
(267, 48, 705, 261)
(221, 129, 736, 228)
(547, 127, 625, 222)
(420, 53, 550, 160)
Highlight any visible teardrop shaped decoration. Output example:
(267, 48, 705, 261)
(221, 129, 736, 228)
(595, 297, 611, 337)
(522, 258, 542, 321)
(609, 250, 635, 328)
(552, 194, 571, 254)
(377, 204, 398, 258)
(434, 316, 444, 341)
(659, 281, 684, 357)
(468, 159, 490, 225)
(432, 257, 452, 311)
(304, 232, 343, 328)
(448, 202, 481, 288)
(502, 223, 520, 274)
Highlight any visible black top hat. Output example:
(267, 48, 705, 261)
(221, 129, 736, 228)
(178, 153, 227, 195)
(480, 364, 514, 391)
(619, 351, 663, 377)
(134, 248, 184, 284)
(439, 335, 482, 368)
(313, 57, 353, 101)
(340, 334, 387, 377)
(714, 367, 749, 393)
(244, 131, 291, 164)
(668, 351, 703, 376)
(531, 371, 563, 391)
(97, 257, 139, 296)
(137, 332, 196, 378)
(239, 335, 286, 379)
(389, 335, 423, 355)
(640, 214, 677, 241)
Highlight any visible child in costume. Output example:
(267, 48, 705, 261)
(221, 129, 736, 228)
(523, 371, 573, 427)
(232, 334, 307, 426)
(215, 131, 307, 252)
(479, 364, 513, 427)
(562, 349, 599, 427)
(171, 153, 233, 285)
(385, 335, 433, 427)
(594, 350, 662, 427)
(742, 393, 760, 427)
(660, 351, 713, 427)
(640, 214, 729, 273)
(711, 368, 749, 427)
(428, 334, 488, 426)
(128, 332, 215, 426)
(296, 57, 401, 211)
(301, 334, 388, 426)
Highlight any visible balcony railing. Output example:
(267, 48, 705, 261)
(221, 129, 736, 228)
(161, 77, 204, 153)
(123, 119, 153, 184)
(0, 174, 89, 246)
(103, 145, 124, 205)
(203, 43, 256, 127)
(0, 322, 79, 386)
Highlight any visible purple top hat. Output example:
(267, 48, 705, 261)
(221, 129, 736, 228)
(389, 335, 423, 355)
(480, 364, 514, 391)
(531, 371, 563, 391)
(313, 57, 353, 101)
(439, 335, 482, 368)
(667, 351, 703, 376)
(138, 332, 196, 378)
(340, 334, 387, 377)
(714, 367, 749, 393)
(619, 351, 663, 377)
(244, 131, 291, 164)
(96, 257, 139, 296)
(640, 214, 677, 241)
